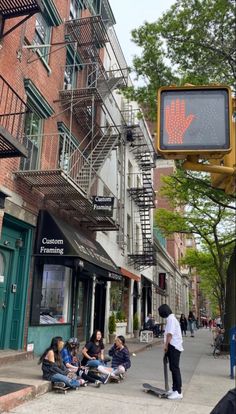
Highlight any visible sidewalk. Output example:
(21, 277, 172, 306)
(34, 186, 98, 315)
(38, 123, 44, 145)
(0, 337, 161, 413)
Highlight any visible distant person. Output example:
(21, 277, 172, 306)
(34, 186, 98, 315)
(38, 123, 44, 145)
(38, 336, 81, 389)
(188, 311, 196, 337)
(179, 314, 187, 336)
(108, 335, 131, 378)
(158, 304, 183, 400)
(215, 316, 222, 329)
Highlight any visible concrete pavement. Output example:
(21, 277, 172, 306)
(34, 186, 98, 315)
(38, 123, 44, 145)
(0, 329, 234, 413)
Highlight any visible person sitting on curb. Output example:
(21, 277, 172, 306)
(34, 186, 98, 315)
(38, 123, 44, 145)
(108, 335, 131, 378)
(38, 336, 81, 389)
(81, 330, 112, 383)
(61, 337, 102, 387)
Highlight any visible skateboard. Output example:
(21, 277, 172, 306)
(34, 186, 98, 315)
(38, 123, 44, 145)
(52, 382, 71, 394)
(109, 375, 120, 383)
(143, 355, 169, 398)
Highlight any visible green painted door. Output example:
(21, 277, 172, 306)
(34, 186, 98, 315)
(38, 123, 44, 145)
(0, 247, 12, 348)
(0, 220, 31, 350)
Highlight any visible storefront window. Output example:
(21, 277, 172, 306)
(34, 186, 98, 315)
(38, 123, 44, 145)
(40, 264, 72, 324)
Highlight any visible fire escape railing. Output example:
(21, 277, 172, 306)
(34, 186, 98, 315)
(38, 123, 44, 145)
(122, 108, 156, 268)
(14, 132, 119, 230)
(0, 75, 29, 158)
(0, 0, 43, 38)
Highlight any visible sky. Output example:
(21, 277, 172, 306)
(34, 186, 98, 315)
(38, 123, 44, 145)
(109, 0, 176, 67)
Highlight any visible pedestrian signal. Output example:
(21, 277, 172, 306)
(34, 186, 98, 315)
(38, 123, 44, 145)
(157, 85, 232, 158)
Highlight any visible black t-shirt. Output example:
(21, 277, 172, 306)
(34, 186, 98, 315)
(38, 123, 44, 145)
(81, 341, 104, 365)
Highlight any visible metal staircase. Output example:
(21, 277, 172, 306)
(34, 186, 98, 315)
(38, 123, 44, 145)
(123, 107, 156, 268)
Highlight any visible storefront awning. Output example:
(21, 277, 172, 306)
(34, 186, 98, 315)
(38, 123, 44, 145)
(120, 267, 140, 282)
(34, 211, 122, 280)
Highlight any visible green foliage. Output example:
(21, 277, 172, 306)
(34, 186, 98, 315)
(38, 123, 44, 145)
(155, 169, 236, 317)
(116, 310, 126, 322)
(108, 312, 116, 334)
(123, 0, 235, 122)
(133, 313, 139, 330)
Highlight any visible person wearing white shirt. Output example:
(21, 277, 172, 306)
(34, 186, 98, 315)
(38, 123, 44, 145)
(158, 304, 183, 400)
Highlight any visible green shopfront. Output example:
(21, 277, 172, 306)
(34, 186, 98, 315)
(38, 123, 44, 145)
(0, 214, 33, 350)
(28, 211, 121, 355)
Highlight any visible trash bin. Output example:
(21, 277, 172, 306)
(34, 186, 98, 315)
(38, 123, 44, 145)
(230, 326, 236, 379)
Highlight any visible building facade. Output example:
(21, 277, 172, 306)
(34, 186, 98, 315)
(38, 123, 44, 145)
(0, 0, 157, 354)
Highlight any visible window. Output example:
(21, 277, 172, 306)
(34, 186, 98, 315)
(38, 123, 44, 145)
(34, 14, 51, 63)
(127, 214, 131, 253)
(135, 224, 140, 253)
(70, 0, 83, 20)
(127, 161, 133, 188)
(40, 265, 72, 324)
(20, 112, 43, 171)
(57, 123, 79, 179)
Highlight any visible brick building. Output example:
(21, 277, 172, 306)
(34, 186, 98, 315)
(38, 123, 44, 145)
(0, 1, 156, 353)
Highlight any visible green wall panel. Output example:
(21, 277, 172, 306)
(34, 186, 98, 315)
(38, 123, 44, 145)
(28, 325, 71, 356)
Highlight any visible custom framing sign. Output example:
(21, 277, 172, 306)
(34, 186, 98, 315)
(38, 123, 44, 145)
(157, 85, 232, 158)
(92, 196, 114, 216)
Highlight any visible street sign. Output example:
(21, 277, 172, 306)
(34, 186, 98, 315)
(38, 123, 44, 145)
(157, 85, 232, 157)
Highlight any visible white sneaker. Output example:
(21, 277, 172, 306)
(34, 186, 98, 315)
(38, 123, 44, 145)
(168, 391, 183, 400)
(166, 389, 173, 396)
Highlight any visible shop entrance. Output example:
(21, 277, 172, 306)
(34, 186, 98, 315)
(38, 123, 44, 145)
(94, 281, 106, 334)
(0, 216, 32, 350)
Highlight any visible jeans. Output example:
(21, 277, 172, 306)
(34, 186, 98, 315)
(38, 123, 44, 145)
(51, 373, 80, 389)
(167, 344, 182, 394)
(86, 360, 103, 368)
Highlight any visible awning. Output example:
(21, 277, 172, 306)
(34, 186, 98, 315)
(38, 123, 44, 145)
(34, 211, 122, 280)
(120, 267, 140, 282)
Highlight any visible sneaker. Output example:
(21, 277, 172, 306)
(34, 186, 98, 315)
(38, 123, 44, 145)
(79, 379, 88, 387)
(102, 373, 111, 384)
(166, 389, 173, 396)
(168, 391, 183, 400)
(95, 380, 102, 388)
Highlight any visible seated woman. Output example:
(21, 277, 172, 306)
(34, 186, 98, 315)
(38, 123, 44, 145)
(108, 335, 131, 378)
(38, 336, 81, 389)
(61, 337, 103, 387)
(81, 330, 112, 382)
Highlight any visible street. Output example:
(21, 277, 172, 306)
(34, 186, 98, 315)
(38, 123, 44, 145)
(7, 329, 233, 414)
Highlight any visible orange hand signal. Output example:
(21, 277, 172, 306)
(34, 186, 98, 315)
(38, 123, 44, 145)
(165, 99, 196, 144)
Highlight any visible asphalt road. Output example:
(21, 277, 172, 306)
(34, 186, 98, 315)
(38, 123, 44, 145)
(7, 330, 232, 414)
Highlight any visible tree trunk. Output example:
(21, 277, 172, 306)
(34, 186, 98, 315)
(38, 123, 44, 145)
(222, 246, 236, 351)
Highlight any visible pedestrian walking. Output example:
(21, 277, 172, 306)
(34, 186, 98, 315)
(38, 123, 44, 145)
(158, 304, 183, 400)
(188, 311, 196, 337)
(179, 314, 187, 336)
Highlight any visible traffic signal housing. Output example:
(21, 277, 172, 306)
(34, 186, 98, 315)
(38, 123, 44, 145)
(157, 85, 232, 159)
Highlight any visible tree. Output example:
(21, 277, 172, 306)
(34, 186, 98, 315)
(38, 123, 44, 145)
(155, 170, 236, 321)
(124, 0, 236, 120)
(124, 0, 236, 349)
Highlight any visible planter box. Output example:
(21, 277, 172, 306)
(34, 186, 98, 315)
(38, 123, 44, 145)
(115, 322, 127, 336)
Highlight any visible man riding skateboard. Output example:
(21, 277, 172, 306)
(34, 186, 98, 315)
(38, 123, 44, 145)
(158, 304, 184, 400)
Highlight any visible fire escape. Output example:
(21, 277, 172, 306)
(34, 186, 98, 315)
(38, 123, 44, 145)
(0, 0, 43, 38)
(0, 76, 28, 159)
(124, 108, 156, 269)
(14, 1, 128, 231)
